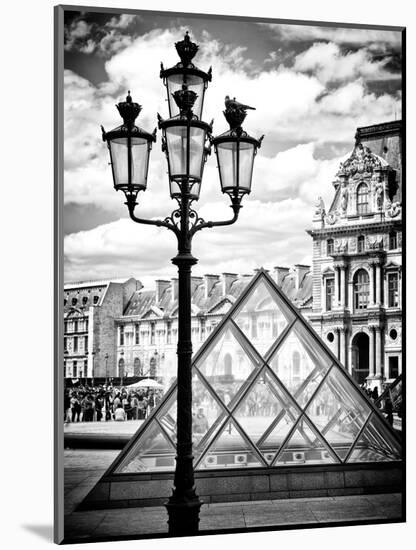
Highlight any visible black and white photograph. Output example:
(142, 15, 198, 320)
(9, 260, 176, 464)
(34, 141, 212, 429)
(56, 4, 404, 544)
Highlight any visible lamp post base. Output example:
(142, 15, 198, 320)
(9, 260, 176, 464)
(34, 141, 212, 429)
(165, 493, 202, 536)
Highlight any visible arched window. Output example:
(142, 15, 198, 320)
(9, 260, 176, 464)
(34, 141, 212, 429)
(118, 358, 125, 378)
(134, 357, 142, 376)
(292, 351, 301, 385)
(357, 235, 365, 253)
(356, 183, 369, 215)
(327, 239, 334, 256)
(224, 353, 232, 376)
(353, 269, 370, 310)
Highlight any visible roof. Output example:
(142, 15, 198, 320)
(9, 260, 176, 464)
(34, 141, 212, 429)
(122, 269, 312, 320)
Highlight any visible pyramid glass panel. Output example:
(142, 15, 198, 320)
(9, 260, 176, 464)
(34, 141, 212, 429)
(196, 418, 264, 470)
(157, 374, 226, 460)
(306, 367, 371, 460)
(234, 369, 301, 461)
(347, 414, 402, 463)
(232, 278, 295, 357)
(114, 422, 176, 473)
(196, 322, 259, 407)
(269, 320, 333, 408)
(257, 377, 302, 463)
(274, 416, 340, 465)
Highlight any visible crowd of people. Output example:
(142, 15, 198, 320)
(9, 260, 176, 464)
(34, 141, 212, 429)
(64, 384, 164, 423)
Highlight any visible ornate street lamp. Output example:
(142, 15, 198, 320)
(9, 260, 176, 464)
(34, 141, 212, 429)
(101, 32, 263, 536)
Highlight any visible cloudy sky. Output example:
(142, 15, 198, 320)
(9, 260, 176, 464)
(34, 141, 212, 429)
(63, 9, 402, 287)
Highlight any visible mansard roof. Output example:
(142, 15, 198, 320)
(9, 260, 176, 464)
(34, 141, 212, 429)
(122, 269, 313, 320)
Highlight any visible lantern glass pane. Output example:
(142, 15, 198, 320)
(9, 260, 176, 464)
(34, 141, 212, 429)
(166, 73, 205, 118)
(238, 142, 255, 193)
(110, 136, 150, 189)
(216, 140, 255, 194)
(165, 125, 206, 184)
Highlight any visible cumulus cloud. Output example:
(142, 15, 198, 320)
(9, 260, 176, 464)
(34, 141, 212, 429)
(64, 198, 315, 284)
(63, 25, 402, 282)
(293, 42, 392, 84)
(263, 23, 402, 48)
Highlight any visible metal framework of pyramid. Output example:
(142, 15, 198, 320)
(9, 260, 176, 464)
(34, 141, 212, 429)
(103, 270, 401, 476)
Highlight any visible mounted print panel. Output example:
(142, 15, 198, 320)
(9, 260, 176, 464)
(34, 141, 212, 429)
(56, 4, 404, 544)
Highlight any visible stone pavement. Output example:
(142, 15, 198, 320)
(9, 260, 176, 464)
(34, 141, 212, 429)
(64, 493, 403, 542)
(63, 449, 403, 543)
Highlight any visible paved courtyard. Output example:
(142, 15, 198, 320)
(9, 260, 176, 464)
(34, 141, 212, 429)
(63, 449, 403, 542)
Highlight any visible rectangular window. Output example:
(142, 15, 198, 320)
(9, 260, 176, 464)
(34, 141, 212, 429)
(73, 360, 77, 378)
(84, 336, 88, 352)
(389, 232, 397, 250)
(150, 322, 155, 345)
(119, 325, 124, 346)
(325, 278, 335, 311)
(85, 319, 89, 332)
(135, 324, 140, 345)
(388, 273, 399, 307)
(389, 356, 399, 379)
(74, 320, 78, 333)
(167, 321, 172, 344)
(357, 236, 365, 253)
(73, 336, 78, 353)
(84, 359, 88, 378)
(64, 362, 67, 378)
(64, 337, 67, 352)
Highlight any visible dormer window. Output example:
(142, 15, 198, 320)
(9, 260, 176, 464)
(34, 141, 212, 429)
(72, 297, 77, 306)
(82, 296, 88, 305)
(327, 239, 334, 256)
(357, 182, 369, 215)
(357, 235, 365, 253)
(93, 295, 99, 305)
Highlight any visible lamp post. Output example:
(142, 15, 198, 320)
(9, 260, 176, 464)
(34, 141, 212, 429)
(101, 32, 263, 536)
(105, 352, 109, 386)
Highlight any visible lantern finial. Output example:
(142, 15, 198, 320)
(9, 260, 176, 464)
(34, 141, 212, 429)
(175, 31, 199, 66)
(116, 91, 142, 127)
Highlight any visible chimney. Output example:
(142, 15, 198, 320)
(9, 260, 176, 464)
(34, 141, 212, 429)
(221, 273, 238, 296)
(273, 266, 290, 286)
(170, 278, 178, 301)
(294, 264, 310, 290)
(203, 274, 220, 299)
(155, 280, 170, 303)
(191, 276, 203, 296)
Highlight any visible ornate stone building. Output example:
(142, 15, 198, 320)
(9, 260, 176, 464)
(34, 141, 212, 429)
(307, 121, 402, 389)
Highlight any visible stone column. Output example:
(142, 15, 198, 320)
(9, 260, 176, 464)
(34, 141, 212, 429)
(368, 327, 375, 378)
(348, 281, 354, 311)
(347, 343, 353, 375)
(375, 327, 382, 377)
(340, 328, 346, 366)
(334, 268, 339, 308)
(335, 329, 340, 360)
(340, 266, 346, 308)
(369, 263, 375, 306)
(375, 264, 382, 305)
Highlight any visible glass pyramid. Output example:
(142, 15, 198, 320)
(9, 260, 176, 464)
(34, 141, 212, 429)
(105, 270, 402, 475)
